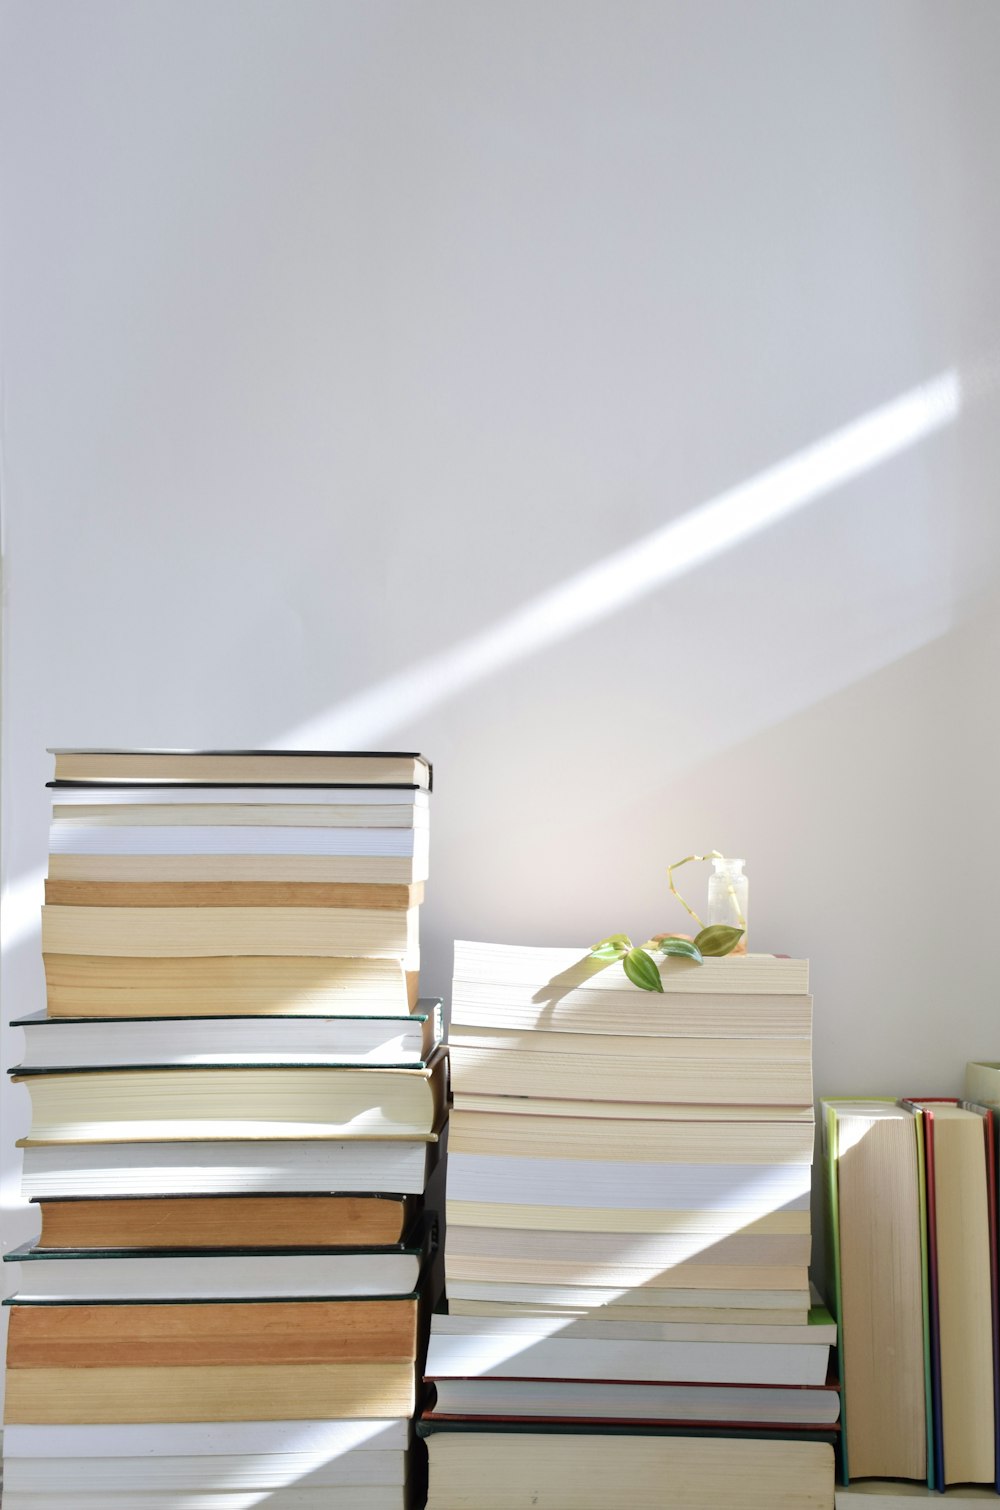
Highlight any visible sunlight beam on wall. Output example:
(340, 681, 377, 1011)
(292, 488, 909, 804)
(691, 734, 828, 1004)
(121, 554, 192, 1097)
(278, 371, 961, 748)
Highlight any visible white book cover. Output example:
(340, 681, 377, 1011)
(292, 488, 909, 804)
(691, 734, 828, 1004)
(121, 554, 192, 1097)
(48, 824, 424, 856)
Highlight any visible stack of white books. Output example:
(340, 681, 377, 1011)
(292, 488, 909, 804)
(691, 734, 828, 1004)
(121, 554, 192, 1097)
(4, 748, 442, 1510)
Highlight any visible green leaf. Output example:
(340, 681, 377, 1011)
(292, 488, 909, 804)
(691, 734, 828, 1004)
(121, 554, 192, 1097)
(655, 935, 704, 963)
(694, 924, 745, 957)
(589, 934, 631, 961)
(622, 947, 664, 993)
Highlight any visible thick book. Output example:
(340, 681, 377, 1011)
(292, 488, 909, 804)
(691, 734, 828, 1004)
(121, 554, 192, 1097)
(447, 1028, 812, 1107)
(445, 1294, 816, 1325)
(442, 1278, 810, 1314)
(424, 1309, 834, 1386)
(12, 1001, 443, 1067)
(44, 880, 425, 908)
(425, 1374, 841, 1426)
(0, 1490, 407, 1509)
(3, 1416, 409, 1454)
(417, 1423, 835, 1509)
(47, 851, 429, 884)
(48, 748, 432, 788)
(448, 1107, 816, 1165)
(29, 1193, 420, 1249)
(42, 952, 419, 1018)
(50, 785, 429, 821)
(11, 1051, 447, 1141)
(40, 902, 422, 962)
(3, 1233, 430, 1299)
(443, 1223, 811, 1278)
(901, 1098, 998, 1490)
(18, 1133, 442, 1197)
(46, 824, 428, 862)
(5, 1293, 419, 1365)
(451, 983, 812, 1039)
(452, 940, 809, 994)
(821, 1099, 931, 1485)
(4, 1360, 418, 1423)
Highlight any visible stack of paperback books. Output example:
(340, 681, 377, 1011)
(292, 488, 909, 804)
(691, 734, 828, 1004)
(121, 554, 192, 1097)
(4, 748, 443, 1510)
(419, 940, 836, 1509)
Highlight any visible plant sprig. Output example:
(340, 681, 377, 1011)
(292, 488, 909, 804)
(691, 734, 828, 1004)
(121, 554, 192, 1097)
(589, 925, 745, 993)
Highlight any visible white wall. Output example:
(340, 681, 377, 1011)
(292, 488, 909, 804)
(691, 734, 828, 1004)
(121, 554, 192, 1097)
(3, 0, 1000, 1391)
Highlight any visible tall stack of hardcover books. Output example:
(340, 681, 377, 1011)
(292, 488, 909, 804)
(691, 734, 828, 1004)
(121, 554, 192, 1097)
(3, 748, 443, 1510)
(419, 940, 836, 1509)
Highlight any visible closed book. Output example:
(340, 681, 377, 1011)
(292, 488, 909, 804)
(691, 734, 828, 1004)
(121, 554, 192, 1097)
(48, 748, 432, 788)
(3, 1445, 407, 1493)
(821, 1100, 930, 1484)
(47, 826, 428, 862)
(3, 1417, 410, 1456)
(49, 783, 430, 809)
(5, 1294, 419, 1365)
(901, 1099, 998, 1490)
(44, 880, 425, 908)
(18, 1134, 442, 1197)
(448, 1109, 816, 1165)
(43, 953, 418, 1018)
(11, 1052, 447, 1141)
(13, 1001, 442, 1067)
(444, 1225, 811, 1274)
(418, 1423, 834, 1510)
(448, 1030, 811, 1107)
(425, 1310, 833, 1385)
(445, 1150, 811, 1217)
(426, 1375, 840, 1426)
(41, 903, 421, 961)
(4, 1361, 417, 1423)
(31, 1193, 419, 1249)
(452, 940, 809, 994)
(442, 1278, 810, 1314)
(4, 1236, 429, 1299)
(47, 852, 428, 884)
(0, 1491, 406, 1509)
(451, 982, 811, 1039)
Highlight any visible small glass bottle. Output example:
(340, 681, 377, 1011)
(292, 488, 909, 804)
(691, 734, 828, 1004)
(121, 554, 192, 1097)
(707, 856, 748, 954)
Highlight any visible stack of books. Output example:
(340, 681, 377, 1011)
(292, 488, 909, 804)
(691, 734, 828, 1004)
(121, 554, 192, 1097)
(419, 940, 836, 1509)
(3, 747, 443, 1510)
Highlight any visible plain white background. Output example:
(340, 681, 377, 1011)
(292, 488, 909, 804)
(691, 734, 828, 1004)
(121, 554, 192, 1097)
(2, 1, 1000, 1403)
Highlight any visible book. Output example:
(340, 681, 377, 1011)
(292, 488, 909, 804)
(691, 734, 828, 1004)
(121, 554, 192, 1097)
(3, 1415, 409, 1453)
(48, 749, 432, 787)
(42, 953, 418, 1017)
(47, 825, 429, 861)
(451, 983, 812, 1038)
(445, 1150, 811, 1216)
(40, 902, 422, 961)
(427, 1307, 837, 1347)
(4, 1239, 429, 1299)
(447, 1029, 812, 1106)
(47, 851, 429, 884)
(447, 1109, 816, 1164)
(12, 1001, 443, 1067)
(901, 1099, 998, 1490)
(29, 1193, 420, 1248)
(5, 1361, 418, 1423)
(450, 1092, 816, 1122)
(821, 1100, 930, 1484)
(18, 1134, 442, 1197)
(5, 1294, 419, 1364)
(11, 1052, 447, 1141)
(425, 1375, 841, 1425)
(49, 782, 430, 807)
(443, 1224, 812, 1276)
(44, 880, 425, 908)
(452, 940, 809, 994)
(443, 1279, 810, 1317)
(424, 1310, 833, 1385)
(417, 1423, 835, 1509)
(3, 1480, 406, 1509)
